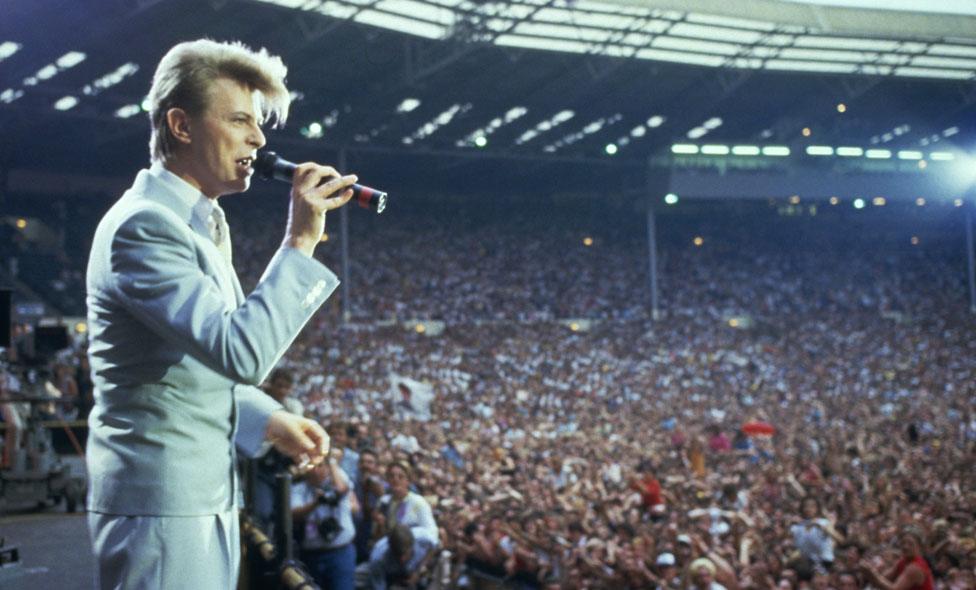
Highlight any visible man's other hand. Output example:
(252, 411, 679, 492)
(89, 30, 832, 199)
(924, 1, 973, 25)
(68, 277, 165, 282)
(266, 410, 330, 468)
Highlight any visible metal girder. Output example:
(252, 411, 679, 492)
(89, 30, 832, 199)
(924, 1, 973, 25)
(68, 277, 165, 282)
(292, 0, 384, 43)
(404, 0, 559, 85)
(3, 0, 168, 84)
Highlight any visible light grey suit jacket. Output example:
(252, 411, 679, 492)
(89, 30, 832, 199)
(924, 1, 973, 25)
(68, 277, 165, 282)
(85, 164, 337, 516)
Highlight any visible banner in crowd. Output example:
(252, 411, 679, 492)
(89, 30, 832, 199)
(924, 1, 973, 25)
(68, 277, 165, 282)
(389, 373, 434, 421)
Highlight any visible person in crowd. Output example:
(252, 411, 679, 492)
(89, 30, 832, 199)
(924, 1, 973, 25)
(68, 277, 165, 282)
(374, 461, 438, 542)
(265, 367, 304, 415)
(292, 452, 359, 590)
(688, 557, 727, 590)
(330, 420, 361, 484)
(859, 526, 935, 590)
(361, 523, 439, 590)
(354, 448, 386, 563)
(790, 495, 842, 571)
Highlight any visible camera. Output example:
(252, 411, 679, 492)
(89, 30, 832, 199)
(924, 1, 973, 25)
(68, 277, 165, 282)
(317, 487, 343, 507)
(314, 485, 346, 542)
(317, 516, 342, 543)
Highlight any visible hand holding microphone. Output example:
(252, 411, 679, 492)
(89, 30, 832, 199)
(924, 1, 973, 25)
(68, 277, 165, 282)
(254, 151, 387, 213)
(254, 150, 388, 256)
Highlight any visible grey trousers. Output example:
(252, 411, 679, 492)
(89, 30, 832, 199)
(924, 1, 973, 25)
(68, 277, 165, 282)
(88, 510, 239, 589)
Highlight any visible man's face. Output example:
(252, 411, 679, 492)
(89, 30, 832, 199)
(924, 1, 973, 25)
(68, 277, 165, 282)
(388, 465, 410, 499)
(184, 77, 265, 198)
(837, 574, 858, 590)
(309, 461, 329, 486)
(802, 498, 819, 519)
(360, 452, 377, 476)
(330, 428, 348, 449)
(692, 566, 714, 589)
(899, 533, 920, 556)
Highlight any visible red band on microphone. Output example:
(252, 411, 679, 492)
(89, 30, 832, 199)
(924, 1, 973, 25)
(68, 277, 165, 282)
(357, 186, 374, 209)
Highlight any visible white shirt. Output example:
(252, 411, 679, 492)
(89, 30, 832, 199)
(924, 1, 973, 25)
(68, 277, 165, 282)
(291, 467, 356, 550)
(790, 518, 835, 562)
(380, 491, 438, 543)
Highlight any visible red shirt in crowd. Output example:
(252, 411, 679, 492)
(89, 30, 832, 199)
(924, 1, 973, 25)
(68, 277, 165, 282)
(894, 555, 934, 590)
(633, 475, 663, 508)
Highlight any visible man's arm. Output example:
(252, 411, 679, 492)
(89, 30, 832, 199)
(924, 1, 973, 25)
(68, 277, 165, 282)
(291, 483, 319, 521)
(109, 207, 338, 385)
(860, 560, 925, 590)
(368, 537, 392, 590)
(412, 496, 440, 545)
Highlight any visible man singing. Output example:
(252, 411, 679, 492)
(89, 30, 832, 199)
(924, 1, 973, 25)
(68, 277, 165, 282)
(85, 39, 356, 588)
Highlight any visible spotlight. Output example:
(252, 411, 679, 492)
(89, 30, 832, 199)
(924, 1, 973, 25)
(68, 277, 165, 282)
(829, 197, 839, 205)
(664, 193, 679, 205)
(853, 198, 865, 209)
(837, 103, 847, 113)
(605, 143, 618, 155)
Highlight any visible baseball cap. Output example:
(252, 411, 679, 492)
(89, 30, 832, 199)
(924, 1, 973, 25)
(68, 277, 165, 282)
(656, 552, 676, 567)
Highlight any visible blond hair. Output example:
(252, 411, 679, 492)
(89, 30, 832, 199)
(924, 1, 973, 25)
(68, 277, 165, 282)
(147, 39, 290, 162)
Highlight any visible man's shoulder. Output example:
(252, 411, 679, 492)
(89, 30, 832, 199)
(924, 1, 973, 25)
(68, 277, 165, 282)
(97, 182, 188, 241)
(407, 491, 430, 505)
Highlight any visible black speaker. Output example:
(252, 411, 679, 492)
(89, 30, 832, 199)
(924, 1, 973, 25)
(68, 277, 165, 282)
(0, 288, 10, 348)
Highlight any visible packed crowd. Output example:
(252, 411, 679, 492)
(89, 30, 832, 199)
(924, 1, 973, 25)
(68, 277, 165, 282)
(250, 201, 974, 589)
(271, 307, 975, 589)
(4, 198, 974, 588)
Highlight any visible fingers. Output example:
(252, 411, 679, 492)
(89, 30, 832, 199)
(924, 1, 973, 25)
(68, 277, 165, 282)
(314, 174, 357, 203)
(293, 162, 358, 208)
(267, 411, 330, 467)
(323, 184, 356, 211)
(294, 162, 340, 191)
(303, 418, 330, 458)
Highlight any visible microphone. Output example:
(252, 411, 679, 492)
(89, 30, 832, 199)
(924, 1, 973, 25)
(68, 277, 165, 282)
(253, 151, 387, 214)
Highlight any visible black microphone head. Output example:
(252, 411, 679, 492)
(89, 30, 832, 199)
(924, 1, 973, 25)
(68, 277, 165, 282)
(253, 151, 279, 180)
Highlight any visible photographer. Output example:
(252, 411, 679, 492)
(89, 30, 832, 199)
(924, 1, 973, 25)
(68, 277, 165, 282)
(292, 452, 360, 590)
(355, 449, 386, 563)
(361, 524, 439, 590)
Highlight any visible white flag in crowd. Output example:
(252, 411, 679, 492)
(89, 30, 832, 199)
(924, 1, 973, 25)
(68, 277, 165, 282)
(389, 374, 435, 421)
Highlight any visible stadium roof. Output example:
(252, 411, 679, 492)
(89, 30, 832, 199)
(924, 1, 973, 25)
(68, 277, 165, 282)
(1, 0, 975, 199)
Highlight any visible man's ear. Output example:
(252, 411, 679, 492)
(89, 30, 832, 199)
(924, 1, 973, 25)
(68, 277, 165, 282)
(165, 107, 192, 146)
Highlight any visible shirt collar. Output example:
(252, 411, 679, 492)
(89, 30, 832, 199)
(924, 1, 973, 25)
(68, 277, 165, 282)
(148, 161, 217, 229)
